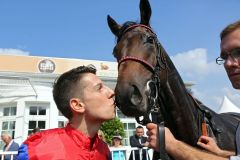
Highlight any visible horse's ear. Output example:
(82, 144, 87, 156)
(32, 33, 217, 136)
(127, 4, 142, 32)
(107, 15, 121, 37)
(140, 0, 152, 26)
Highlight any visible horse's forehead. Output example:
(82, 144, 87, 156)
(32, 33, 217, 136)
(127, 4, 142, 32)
(114, 26, 156, 59)
(124, 26, 152, 37)
(117, 26, 153, 49)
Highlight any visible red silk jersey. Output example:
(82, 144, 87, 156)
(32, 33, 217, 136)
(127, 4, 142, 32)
(17, 123, 111, 160)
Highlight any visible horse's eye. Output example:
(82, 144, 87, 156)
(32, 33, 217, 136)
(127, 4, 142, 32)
(146, 36, 154, 44)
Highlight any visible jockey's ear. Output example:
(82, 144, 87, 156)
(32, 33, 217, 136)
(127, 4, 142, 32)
(140, 0, 152, 26)
(69, 98, 85, 114)
(107, 15, 121, 37)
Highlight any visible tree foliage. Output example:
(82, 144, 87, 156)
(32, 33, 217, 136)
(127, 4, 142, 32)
(100, 117, 125, 145)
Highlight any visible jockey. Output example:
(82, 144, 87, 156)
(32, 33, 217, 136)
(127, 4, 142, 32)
(17, 66, 115, 160)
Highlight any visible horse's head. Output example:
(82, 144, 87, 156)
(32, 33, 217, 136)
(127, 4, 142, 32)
(108, 0, 168, 118)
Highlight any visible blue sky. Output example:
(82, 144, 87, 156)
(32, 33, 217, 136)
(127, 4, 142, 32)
(0, 0, 239, 111)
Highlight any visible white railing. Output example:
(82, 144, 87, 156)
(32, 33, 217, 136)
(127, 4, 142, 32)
(0, 151, 18, 160)
(110, 146, 153, 160)
(0, 147, 153, 160)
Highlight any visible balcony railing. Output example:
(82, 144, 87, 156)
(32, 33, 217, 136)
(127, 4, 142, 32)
(110, 146, 153, 160)
(0, 147, 153, 160)
(0, 151, 18, 160)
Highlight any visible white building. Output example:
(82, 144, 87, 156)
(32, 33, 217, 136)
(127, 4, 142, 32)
(0, 54, 137, 148)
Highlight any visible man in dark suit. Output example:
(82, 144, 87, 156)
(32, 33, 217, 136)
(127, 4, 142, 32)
(129, 126, 149, 160)
(1, 133, 19, 160)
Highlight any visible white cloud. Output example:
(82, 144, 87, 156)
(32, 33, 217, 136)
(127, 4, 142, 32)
(0, 48, 30, 56)
(171, 48, 223, 79)
(170, 48, 240, 112)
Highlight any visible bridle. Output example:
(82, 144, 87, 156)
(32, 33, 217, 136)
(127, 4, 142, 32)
(117, 24, 170, 160)
(117, 24, 168, 125)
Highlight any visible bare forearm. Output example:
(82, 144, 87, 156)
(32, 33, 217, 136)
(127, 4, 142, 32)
(217, 150, 235, 158)
(197, 135, 235, 158)
(147, 124, 231, 160)
(167, 140, 228, 160)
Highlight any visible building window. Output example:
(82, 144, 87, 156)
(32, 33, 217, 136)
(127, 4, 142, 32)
(58, 111, 63, 116)
(1, 121, 16, 138)
(116, 108, 128, 118)
(3, 107, 16, 116)
(58, 121, 68, 128)
(28, 120, 46, 135)
(122, 122, 136, 146)
(29, 106, 46, 115)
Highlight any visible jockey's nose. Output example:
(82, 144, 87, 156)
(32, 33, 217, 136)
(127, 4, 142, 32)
(107, 86, 115, 98)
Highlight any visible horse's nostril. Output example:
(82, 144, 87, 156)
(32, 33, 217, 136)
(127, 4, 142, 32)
(130, 85, 143, 106)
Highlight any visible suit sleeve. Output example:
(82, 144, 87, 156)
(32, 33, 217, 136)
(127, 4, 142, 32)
(11, 142, 19, 151)
(130, 136, 143, 148)
(142, 136, 148, 143)
(11, 142, 20, 160)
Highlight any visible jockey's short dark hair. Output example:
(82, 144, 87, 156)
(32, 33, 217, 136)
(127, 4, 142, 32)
(53, 66, 96, 119)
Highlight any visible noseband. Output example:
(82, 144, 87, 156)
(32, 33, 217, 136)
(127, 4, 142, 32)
(117, 24, 167, 125)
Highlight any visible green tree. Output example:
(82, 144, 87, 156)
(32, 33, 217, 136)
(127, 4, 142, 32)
(100, 117, 125, 145)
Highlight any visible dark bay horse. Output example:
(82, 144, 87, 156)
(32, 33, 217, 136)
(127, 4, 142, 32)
(107, 0, 240, 152)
